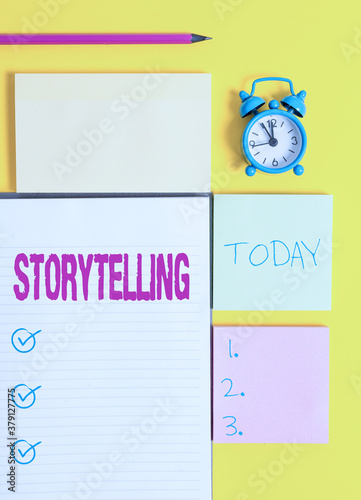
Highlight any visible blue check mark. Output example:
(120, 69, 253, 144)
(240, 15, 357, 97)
(11, 328, 41, 353)
(11, 384, 41, 409)
(14, 440, 42, 465)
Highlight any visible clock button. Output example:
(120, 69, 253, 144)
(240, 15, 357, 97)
(268, 99, 280, 109)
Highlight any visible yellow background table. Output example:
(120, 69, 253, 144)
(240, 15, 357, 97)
(0, 0, 359, 498)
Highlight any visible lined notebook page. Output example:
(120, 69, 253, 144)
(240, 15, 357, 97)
(0, 196, 211, 500)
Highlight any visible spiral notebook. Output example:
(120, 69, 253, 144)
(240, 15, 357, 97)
(0, 195, 212, 499)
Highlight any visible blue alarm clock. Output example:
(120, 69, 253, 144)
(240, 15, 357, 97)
(239, 77, 307, 176)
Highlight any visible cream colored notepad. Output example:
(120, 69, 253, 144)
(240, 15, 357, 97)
(15, 74, 211, 193)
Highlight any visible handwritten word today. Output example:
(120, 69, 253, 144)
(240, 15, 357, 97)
(224, 239, 321, 268)
(13, 253, 190, 302)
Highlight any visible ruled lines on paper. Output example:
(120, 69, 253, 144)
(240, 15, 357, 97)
(0, 197, 211, 500)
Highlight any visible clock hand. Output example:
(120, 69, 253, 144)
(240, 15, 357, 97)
(252, 142, 270, 147)
(260, 122, 272, 140)
(270, 121, 275, 139)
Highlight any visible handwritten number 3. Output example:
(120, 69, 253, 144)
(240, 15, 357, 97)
(223, 416, 238, 436)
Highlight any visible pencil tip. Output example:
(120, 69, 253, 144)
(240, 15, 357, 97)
(191, 34, 212, 43)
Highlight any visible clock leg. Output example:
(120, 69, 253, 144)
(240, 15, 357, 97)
(245, 166, 256, 176)
(293, 165, 304, 176)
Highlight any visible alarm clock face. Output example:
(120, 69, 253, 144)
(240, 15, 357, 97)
(244, 112, 305, 171)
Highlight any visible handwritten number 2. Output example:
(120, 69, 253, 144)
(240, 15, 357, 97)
(221, 378, 239, 397)
(223, 416, 238, 436)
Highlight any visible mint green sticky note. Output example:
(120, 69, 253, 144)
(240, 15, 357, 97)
(213, 194, 333, 311)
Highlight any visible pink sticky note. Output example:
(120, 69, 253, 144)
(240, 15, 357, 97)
(213, 326, 329, 443)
